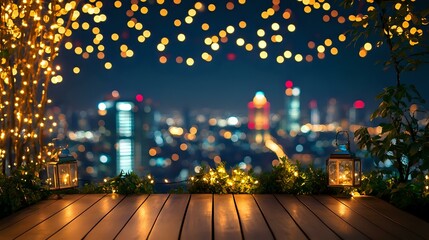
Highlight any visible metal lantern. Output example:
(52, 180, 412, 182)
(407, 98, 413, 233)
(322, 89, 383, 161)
(46, 148, 78, 190)
(327, 131, 361, 187)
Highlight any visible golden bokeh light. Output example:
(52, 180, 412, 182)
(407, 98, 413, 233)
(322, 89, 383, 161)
(239, 21, 247, 28)
(159, 56, 167, 63)
(208, 4, 216, 11)
(259, 51, 268, 59)
(258, 40, 267, 49)
(271, 23, 280, 31)
(201, 23, 209, 31)
(73, 67, 80, 74)
(294, 54, 303, 62)
(105, 62, 112, 69)
(364, 42, 372, 51)
(236, 38, 245, 46)
(177, 33, 186, 42)
(186, 58, 195, 66)
(160, 9, 168, 17)
(284, 50, 292, 59)
(359, 48, 367, 58)
(111, 33, 119, 41)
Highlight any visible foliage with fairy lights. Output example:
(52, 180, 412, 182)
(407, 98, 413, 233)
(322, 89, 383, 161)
(339, 0, 429, 183)
(257, 156, 329, 194)
(0, 0, 81, 174)
(80, 171, 154, 194)
(358, 170, 429, 221)
(187, 162, 258, 194)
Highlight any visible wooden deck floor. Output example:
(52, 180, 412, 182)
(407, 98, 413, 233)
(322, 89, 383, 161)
(0, 194, 428, 240)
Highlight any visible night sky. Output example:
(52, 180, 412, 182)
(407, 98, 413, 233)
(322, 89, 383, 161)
(50, 0, 429, 114)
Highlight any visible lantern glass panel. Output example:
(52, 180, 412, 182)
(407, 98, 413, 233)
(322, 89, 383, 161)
(46, 163, 58, 189)
(328, 158, 354, 186)
(70, 162, 78, 187)
(354, 159, 361, 186)
(58, 164, 72, 188)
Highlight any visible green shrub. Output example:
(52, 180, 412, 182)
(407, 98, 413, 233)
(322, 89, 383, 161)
(257, 156, 328, 194)
(0, 167, 49, 218)
(358, 170, 396, 199)
(358, 170, 429, 222)
(98, 171, 154, 194)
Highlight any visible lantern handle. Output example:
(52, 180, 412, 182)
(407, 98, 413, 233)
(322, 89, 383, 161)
(335, 131, 350, 151)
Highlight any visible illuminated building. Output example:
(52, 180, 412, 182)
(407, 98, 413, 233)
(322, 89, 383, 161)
(248, 91, 270, 143)
(283, 80, 301, 133)
(349, 100, 365, 125)
(96, 93, 158, 177)
(309, 100, 320, 125)
(248, 91, 270, 130)
(97, 100, 137, 175)
(326, 98, 339, 124)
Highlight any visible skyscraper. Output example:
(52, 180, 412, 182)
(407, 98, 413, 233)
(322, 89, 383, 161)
(283, 80, 301, 133)
(309, 100, 320, 125)
(98, 100, 137, 176)
(248, 91, 270, 143)
(349, 100, 366, 125)
(326, 98, 339, 124)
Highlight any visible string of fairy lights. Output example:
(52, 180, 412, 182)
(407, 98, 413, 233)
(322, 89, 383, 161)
(53, 0, 426, 81)
(59, 0, 423, 76)
(63, 0, 341, 73)
(1, 0, 80, 171)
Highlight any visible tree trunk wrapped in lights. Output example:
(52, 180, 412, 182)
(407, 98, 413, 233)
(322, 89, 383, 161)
(0, 0, 80, 175)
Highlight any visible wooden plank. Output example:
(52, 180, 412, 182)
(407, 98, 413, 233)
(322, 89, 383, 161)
(48, 194, 125, 240)
(354, 196, 429, 239)
(181, 194, 213, 240)
(234, 194, 273, 240)
(276, 195, 340, 240)
(314, 195, 395, 239)
(115, 194, 168, 240)
(253, 194, 306, 240)
(148, 194, 190, 240)
(335, 196, 422, 239)
(0, 194, 85, 239)
(84, 194, 149, 240)
(15, 194, 105, 240)
(213, 194, 242, 240)
(0, 199, 56, 231)
(297, 195, 368, 240)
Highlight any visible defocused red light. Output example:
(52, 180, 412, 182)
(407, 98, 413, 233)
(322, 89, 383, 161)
(136, 94, 144, 102)
(285, 80, 293, 89)
(227, 53, 236, 61)
(309, 100, 317, 109)
(354, 100, 365, 109)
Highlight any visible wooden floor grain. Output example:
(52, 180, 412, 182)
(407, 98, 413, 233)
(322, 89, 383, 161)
(0, 194, 427, 240)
